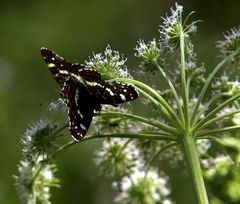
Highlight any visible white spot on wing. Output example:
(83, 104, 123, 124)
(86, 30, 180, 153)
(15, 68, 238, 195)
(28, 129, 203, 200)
(80, 124, 86, 130)
(106, 88, 114, 96)
(59, 70, 69, 75)
(48, 63, 56, 68)
(120, 94, 126, 101)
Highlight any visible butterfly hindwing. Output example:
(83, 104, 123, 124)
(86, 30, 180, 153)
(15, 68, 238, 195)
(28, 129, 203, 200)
(101, 82, 139, 106)
(62, 78, 96, 140)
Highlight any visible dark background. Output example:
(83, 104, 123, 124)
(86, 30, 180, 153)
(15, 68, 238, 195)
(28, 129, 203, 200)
(0, 0, 239, 203)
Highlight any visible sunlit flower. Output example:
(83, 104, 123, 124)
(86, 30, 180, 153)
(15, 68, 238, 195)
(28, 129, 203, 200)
(86, 45, 129, 80)
(115, 168, 173, 204)
(159, 2, 197, 52)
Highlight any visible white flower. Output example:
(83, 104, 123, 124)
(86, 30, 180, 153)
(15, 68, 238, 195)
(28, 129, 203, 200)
(85, 45, 129, 80)
(115, 168, 172, 204)
(216, 26, 240, 60)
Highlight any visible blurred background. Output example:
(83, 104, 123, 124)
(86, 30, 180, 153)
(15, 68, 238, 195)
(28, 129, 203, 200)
(0, 0, 240, 203)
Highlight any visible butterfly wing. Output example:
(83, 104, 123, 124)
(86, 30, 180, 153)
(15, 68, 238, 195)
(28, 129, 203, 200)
(101, 82, 139, 106)
(62, 78, 96, 140)
(41, 47, 87, 87)
(76, 66, 106, 98)
(41, 48, 139, 140)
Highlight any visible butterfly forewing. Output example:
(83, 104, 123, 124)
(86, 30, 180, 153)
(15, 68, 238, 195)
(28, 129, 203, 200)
(41, 48, 73, 85)
(76, 66, 105, 97)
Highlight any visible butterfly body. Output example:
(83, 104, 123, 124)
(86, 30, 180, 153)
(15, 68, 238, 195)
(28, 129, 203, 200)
(41, 47, 138, 140)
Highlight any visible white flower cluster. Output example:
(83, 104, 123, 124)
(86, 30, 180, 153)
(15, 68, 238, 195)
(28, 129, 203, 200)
(94, 138, 173, 203)
(15, 119, 60, 203)
(197, 139, 212, 155)
(14, 161, 59, 203)
(85, 45, 129, 80)
(201, 154, 233, 179)
(159, 2, 197, 52)
(216, 26, 240, 59)
(94, 138, 144, 178)
(135, 39, 161, 59)
(134, 39, 163, 74)
(115, 168, 172, 204)
(21, 119, 58, 162)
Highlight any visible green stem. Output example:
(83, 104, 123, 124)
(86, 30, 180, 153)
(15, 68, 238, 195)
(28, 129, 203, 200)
(140, 131, 175, 137)
(196, 135, 220, 141)
(191, 93, 226, 126)
(116, 139, 133, 157)
(153, 60, 185, 125)
(190, 51, 240, 125)
(97, 111, 178, 135)
(180, 31, 189, 129)
(50, 133, 178, 159)
(197, 125, 240, 137)
(135, 86, 172, 122)
(144, 142, 177, 177)
(181, 132, 209, 204)
(113, 78, 183, 131)
(199, 109, 240, 129)
(192, 92, 240, 132)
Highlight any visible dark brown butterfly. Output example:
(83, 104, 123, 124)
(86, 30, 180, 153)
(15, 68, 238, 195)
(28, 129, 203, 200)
(41, 48, 138, 140)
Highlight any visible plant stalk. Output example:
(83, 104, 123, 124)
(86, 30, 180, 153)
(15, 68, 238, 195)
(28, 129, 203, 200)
(181, 132, 209, 204)
(180, 31, 189, 129)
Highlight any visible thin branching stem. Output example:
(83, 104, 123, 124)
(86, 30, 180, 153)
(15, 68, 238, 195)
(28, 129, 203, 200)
(96, 111, 178, 135)
(190, 51, 240, 125)
(153, 60, 185, 125)
(200, 109, 240, 129)
(50, 133, 178, 159)
(191, 93, 227, 126)
(135, 87, 172, 122)
(144, 142, 178, 177)
(112, 78, 183, 131)
(140, 131, 176, 137)
(197, 125, 240, 137)
(192, 92, 240, 132)
(116, 139, 133, 157)
(196, 135, 220, 141)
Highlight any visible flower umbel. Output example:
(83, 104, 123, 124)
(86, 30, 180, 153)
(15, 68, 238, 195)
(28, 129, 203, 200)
(14, 160, 60, 204)
(159, 2, 197, 52)
(217, 26, 240, 61)
(21, 119, 59, 162)
(94, 138, 144, 182)
(135, 39, 163, 74)
(115, 168, 172, 204)
(85, 45, 129, 80)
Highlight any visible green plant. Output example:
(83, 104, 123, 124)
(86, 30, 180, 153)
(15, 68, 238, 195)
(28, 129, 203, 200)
(15, 3, 240, 204)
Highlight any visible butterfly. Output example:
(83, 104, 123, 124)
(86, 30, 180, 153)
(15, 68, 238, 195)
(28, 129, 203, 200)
(41, 48, 138, 140)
